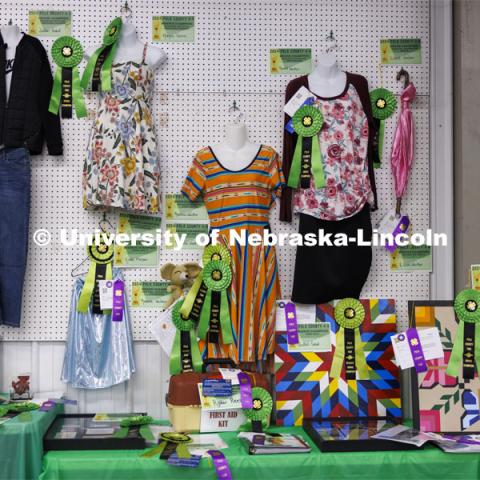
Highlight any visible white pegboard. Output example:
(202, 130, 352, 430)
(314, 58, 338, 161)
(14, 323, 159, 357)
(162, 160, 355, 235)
(0, 0, 430, 341)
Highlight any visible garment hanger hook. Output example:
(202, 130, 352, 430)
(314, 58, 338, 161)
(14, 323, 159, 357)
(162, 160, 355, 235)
(396, 68, 410, 88)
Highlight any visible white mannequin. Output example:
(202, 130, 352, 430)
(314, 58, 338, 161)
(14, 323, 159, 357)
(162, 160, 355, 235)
(308, 52, 347, 98)
(211, 123, 261, 171)
(1, 23, 23, 99)
(85, 19, 167, 69)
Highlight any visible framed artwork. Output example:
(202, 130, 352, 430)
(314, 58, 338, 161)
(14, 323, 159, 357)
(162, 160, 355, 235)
(275, 299, 401, 426)
(409, 301, 480, 433)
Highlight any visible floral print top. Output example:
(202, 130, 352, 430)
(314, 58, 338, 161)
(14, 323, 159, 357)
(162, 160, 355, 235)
(83, 44, 160, 213)
(293, 83, 374, 220)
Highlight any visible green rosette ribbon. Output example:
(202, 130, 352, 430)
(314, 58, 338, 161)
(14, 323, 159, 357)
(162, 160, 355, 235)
(243, 387, 272, 432)
(446, 289, 480, 379)
(113, 415, 155, 441)
(287, 104, 325, 189)
(77, 241, 114, 313)
(330, 298, 369, 380)
(81, 17, 122, 92)
(197, 260, 233, 345)
(7, 402, 40, 413)
(169, 300, 203, 375)
(370, 88, 397, 168)
(49, 36, 87, 119)
(141, 432, 192, 459)
(202, 244, 231, 266)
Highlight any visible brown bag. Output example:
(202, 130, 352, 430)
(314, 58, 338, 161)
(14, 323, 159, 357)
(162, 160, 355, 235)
(167, 358, 271, 432)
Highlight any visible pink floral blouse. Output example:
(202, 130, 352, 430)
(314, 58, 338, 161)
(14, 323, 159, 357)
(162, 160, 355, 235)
(293, 84, 375, 221)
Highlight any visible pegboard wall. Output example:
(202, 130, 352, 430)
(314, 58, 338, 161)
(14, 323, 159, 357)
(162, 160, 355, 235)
(0, 0, 431, 341)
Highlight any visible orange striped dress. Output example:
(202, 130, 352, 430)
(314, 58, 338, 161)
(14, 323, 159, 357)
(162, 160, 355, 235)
(181, 145, 284, 362)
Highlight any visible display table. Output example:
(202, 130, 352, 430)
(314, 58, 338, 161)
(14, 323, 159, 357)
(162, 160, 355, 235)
(40, 425, 480, 480)
(0, 403, 64, 480)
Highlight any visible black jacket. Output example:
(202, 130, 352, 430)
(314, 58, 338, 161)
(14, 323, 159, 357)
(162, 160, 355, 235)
(0, 33, 62, 155)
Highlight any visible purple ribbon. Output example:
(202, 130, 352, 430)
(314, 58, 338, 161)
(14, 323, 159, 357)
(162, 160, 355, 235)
(40, 400, 56, 411)
(285, 302, 299, 345)
(385, 215, 410, 253)
(112, 279, 124, 322)
(48, 398, 77, 405)
(406, 327, 427, 373)
(237, 372, 253, 409)
(207, 450, 232, 480)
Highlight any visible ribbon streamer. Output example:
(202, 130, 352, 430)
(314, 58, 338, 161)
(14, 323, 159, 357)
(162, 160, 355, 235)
(81, 17, 122, 92)
(48, 36, 87, 118)
(330, 298, 369, 380)
(207, 450, 232, 480)
(112, 279, 124, 322)
(287, 105, 325, 189)
(141, 432, 192, 460)
(238, 372, 253, 409)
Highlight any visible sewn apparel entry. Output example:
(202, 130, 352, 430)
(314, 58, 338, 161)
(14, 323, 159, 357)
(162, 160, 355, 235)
(83, 43, 160, 213)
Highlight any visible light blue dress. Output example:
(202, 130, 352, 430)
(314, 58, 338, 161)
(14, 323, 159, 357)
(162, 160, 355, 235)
(61, 269, 135, 389)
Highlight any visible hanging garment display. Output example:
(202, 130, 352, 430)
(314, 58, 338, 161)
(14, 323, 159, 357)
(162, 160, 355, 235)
(61, 268, 135, 389)
(275, 299, 401, 426)
(81, 17, 122, 92)
(409, 299, 480, 433)
(83, 42, 160, 213)
(282, 73, 377, 304)
(49, 36, 87, 119)
(369, 87, 397, 168)
(182, 145, 284, 362)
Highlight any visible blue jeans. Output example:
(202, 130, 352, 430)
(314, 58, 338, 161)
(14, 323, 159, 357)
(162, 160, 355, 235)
(0, 147, 31, 327)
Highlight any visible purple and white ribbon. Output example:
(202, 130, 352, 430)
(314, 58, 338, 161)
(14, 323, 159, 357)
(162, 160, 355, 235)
(237, 372, 253, 409)
(112, 279, 124, 322)
(207, 450, 232, 480)
(285, 302, 299, 345)
(406, 327, 428, 373)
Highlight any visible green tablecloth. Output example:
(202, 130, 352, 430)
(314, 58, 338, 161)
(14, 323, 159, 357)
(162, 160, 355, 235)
(0, 403, 64, 480)
(40, 425, 480, 480)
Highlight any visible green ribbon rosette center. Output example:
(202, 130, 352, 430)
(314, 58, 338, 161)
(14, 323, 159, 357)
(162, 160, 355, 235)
(113, 415, 155, 441)
(141, 432, 192, 459)
(169, 299, 202, 375)
(77, 241, 114, 314)
(369, 88, 397, 168)
(330, 298, 369, 380)
(48, 36, 87, 119)
(243, 387, 273, 432)
(81, 17, 122, 92)
(446, 289, 480, 379)
(287, 104, 325, 189)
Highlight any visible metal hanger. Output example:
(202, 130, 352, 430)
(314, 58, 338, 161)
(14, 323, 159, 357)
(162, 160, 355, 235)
(228, 100, 245, 124)
(120, 1, 133, 22)
(325, 30, 339, 54)
(396, 68, 410, 88)
(99, 212, 114, 233)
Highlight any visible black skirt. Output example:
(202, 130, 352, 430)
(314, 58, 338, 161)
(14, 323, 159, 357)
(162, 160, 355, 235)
(291, 204, 372, 304)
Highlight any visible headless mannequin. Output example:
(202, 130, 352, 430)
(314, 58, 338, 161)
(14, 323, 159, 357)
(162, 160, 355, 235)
(1, 24, 22, 100)
(85, 20, 167, 69)
(308, 53, 347, 98)
(211, 123, 260, 171)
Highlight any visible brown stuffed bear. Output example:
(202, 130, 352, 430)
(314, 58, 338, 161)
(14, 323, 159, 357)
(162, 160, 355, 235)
(160, 262, 202, 308)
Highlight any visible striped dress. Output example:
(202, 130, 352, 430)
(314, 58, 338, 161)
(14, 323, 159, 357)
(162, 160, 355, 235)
(181, 145, 285, 363)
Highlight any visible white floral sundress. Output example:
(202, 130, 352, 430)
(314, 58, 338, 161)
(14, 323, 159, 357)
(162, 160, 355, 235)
(83, 44, 160, 213)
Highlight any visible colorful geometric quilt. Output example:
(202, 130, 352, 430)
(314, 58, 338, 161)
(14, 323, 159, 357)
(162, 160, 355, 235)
(410, 301, 480, 433)
(275, 299, 401, 426)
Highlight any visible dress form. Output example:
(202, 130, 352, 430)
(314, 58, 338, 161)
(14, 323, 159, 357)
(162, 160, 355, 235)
(0, 24, 22, 99)
(85, 20, 167, 69)
(308, 53, 347, 98)
(211, 123, 261, 171)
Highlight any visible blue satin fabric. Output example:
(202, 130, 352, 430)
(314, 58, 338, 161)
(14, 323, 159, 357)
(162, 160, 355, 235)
(61, 269, 136, 389)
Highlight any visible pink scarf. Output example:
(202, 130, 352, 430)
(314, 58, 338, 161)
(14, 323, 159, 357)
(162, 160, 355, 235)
(391, 82, 416, 200)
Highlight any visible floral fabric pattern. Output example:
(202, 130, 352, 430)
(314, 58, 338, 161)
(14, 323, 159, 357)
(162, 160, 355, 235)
(83, 52, 160, 213)
(293, 84, 374, 221)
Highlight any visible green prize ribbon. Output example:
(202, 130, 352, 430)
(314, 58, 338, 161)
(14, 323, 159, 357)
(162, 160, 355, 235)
(7, 402, 40, 413)
(202, 244, 231, 266)
(141, 432, 192, 459)
(81, 17, 122, 92)
(77, 241, 114, 313)
(197, 260, 233, 345)
(243, 387, 273, 432)
(113, 415, 154, 440)
(169, 300, 203, 375)
(287, 105, 325, 189)
(446, 289, 480, 379)
(48, 36, 87, 119)
(330, 298, 369, 380)
(370, 88, 397, 168)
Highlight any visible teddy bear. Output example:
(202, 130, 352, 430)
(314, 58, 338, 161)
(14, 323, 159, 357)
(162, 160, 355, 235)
(160, 262, 202, 308)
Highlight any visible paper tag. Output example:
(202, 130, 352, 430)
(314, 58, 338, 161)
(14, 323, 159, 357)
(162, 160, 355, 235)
(167, 453, 202, 468)
(218, 368, 242, 385)
(202, 379, 233, 397)
(149, 303, 176, 356)
(283, 86, 314, 117)
(99, 280, 114, 309)
(391, 327, 443, 370)
(276, 300, 316, 330)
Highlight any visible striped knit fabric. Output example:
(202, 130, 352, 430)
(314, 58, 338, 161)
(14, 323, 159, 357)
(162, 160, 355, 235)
(181, 145, 284, 362)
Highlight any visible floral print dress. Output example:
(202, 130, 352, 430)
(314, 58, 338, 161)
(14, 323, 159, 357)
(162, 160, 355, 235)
(83, 44, 160, 213)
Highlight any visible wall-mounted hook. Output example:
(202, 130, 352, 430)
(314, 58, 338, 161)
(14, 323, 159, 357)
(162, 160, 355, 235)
(8, 19, 13, 26)
(229, 100, 240, 113)
(396, 68, 410, 88)
(120, 1, 132, 20)
(325, 30, 338, 54)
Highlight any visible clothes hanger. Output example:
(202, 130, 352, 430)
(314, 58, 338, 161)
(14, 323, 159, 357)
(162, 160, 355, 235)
(228, 100, 245, 124)
(120, 1, 133, 23)
(396, 68, 410, 88)
(325, 30, 339, 54)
